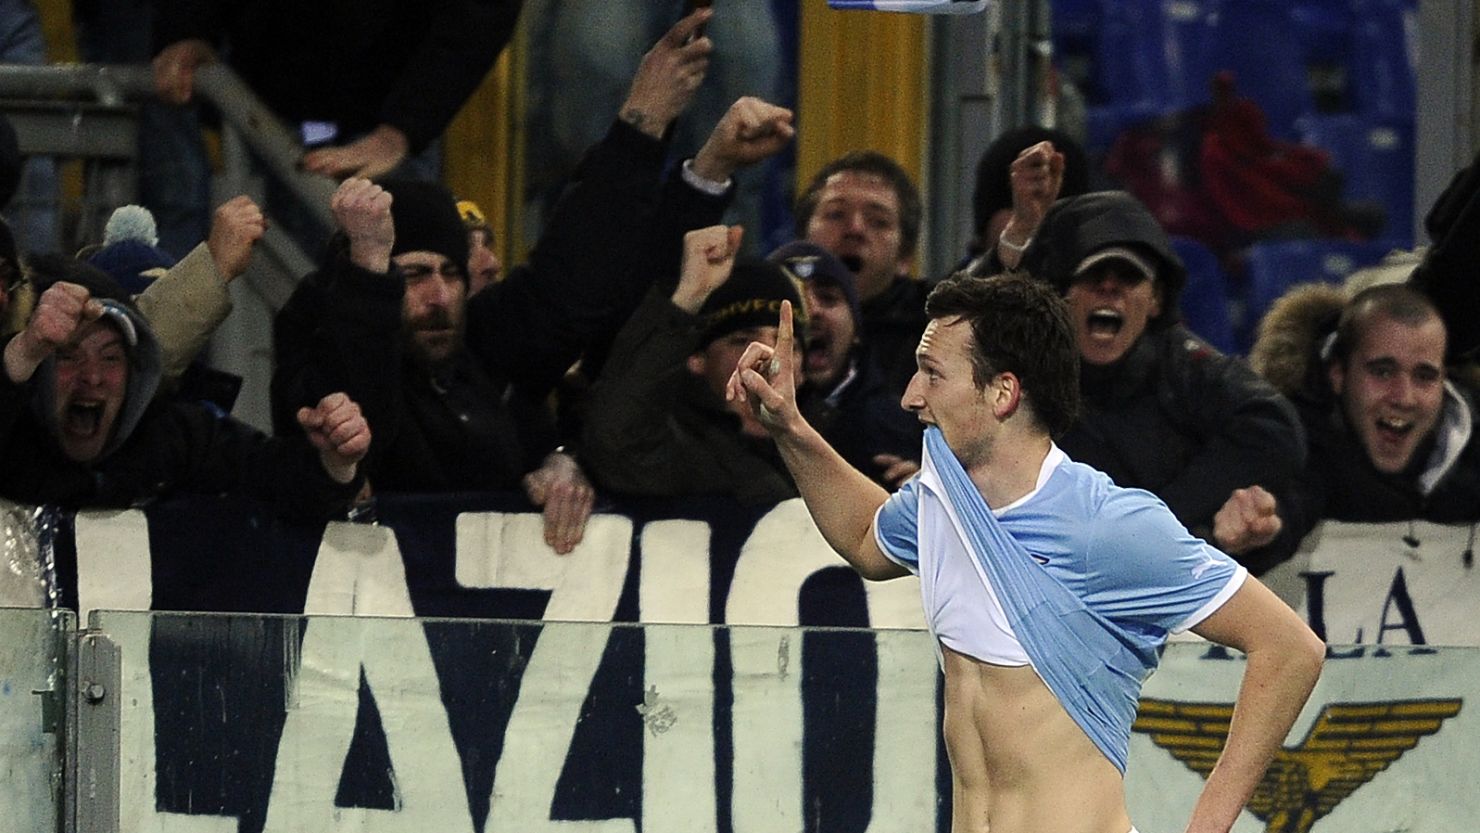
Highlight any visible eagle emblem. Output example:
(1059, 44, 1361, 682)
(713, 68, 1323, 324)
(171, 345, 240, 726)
(1134, 698, 1462, 833)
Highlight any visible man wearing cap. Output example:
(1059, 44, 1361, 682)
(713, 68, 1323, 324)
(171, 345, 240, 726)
(581, 225, 808, 506)
(769, 240, 921, 489)
(1012, 192, 1305, 571)
(0, 255, 369, 519)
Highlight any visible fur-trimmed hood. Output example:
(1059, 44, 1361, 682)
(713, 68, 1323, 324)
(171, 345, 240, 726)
(1254, 278, 1477, 498)
(1249, 281, 1347, 399)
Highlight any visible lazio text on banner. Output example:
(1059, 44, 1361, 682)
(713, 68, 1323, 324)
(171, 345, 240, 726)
(2, 494, 1479, 832)
(5, 495, 1477, 646)
(62, 612, 1480, 833)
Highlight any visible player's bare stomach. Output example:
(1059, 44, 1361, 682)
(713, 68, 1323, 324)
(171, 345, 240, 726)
(940, 644, 1132, 833)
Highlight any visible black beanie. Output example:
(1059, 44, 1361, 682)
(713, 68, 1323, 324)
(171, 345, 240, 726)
(700, 258, 807, 346)
(382, 179, 469, 273)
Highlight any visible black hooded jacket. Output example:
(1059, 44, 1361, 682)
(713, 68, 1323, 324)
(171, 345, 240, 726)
(270, 119, 732, 494)
(1021, 192, 1306, 573)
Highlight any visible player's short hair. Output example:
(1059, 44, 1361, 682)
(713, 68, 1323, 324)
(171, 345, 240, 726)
(926, 271, 1081, 438)
(1330, 283, 1445, 367)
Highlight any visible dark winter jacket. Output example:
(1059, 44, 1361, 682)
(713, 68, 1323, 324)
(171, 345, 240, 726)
(0, 274, 356, 515)
(859, 275, 933, 400)
(1252, 283, 1480, 545)
(1058, 325, 1306, 572)
(271, 120, 731, 492)
(807, 351, 922, 487)
(270, 257, 552, 492)
(152, 0, 522, 154)
(1020, 191, 1304, 572)
(581, 289, 798, 507)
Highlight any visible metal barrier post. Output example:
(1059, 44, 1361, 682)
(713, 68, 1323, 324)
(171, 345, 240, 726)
(71, 631, 121, 833)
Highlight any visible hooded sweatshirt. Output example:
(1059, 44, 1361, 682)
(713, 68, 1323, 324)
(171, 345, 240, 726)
(0, 258, 359, 516)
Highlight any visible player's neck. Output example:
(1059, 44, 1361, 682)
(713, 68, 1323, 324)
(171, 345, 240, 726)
(970, 431, 1052, 510)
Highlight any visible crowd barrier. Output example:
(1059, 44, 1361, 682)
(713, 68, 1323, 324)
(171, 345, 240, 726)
(1, 493, 1477, 832)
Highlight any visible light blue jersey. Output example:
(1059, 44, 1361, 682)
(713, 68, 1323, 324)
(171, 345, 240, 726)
(875, 427, 1246, 773)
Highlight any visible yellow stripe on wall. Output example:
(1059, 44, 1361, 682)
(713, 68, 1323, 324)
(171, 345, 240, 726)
(444, 30, 525, 271)
(796, 0, 930, 219)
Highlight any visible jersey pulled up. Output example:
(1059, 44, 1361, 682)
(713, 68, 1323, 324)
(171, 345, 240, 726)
(874, 427, 1246, 772)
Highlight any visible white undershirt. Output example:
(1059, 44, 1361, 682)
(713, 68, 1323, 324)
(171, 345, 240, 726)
(913, 446, 1067, 666)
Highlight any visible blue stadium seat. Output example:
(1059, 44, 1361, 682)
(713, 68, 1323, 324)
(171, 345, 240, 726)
(1082, 0, 1215, 151)
(1299, 114, 1415, 246)
(1203, 0, 1312, 139)
(1348, 0, 1416, 123)
(1159, 0, 1216, 109)
(1090, 0, 1213, 110)
(1085, 102, 1165, 153)
(1052, 0, 1103, 57)
(1169, 236, 1237, 353)
(1093, 0, 1174, 109)
(1243, 239, 1393, 339)
(1291, 0, 1356, 65)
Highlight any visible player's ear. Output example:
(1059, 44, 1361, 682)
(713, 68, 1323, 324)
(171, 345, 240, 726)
(990, 372, 1022, 419)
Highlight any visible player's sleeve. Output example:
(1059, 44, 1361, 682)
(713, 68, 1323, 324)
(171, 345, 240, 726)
(873, 476, 921, 573)
(1088, 488, 1248, 633)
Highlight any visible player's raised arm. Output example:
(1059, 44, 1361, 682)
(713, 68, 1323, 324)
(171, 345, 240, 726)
(728, 300, 906, 579)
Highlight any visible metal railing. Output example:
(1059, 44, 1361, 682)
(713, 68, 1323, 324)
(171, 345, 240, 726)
(0, 61, 334, 303)
(0, 62, 354, 428)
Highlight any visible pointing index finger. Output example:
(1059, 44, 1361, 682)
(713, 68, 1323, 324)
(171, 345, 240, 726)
(772, 300, 794, 379)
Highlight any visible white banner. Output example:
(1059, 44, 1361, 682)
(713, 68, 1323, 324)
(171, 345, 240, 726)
(3, 500, 1479, 831)
(1130, 642, 1478, 832)
(1263, 520, 1480, 646)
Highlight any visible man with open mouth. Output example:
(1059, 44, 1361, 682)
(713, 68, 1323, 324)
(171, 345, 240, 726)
(768, 240, 921, 489)
(1014, 191, 1307, 573)
(1252, 281, 1480, 553)
(794, 150, 929, 401)
(0, 255, 370, 530)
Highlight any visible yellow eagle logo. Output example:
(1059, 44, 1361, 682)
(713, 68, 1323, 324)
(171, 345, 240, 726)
(1134, 698, 1462, 833)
